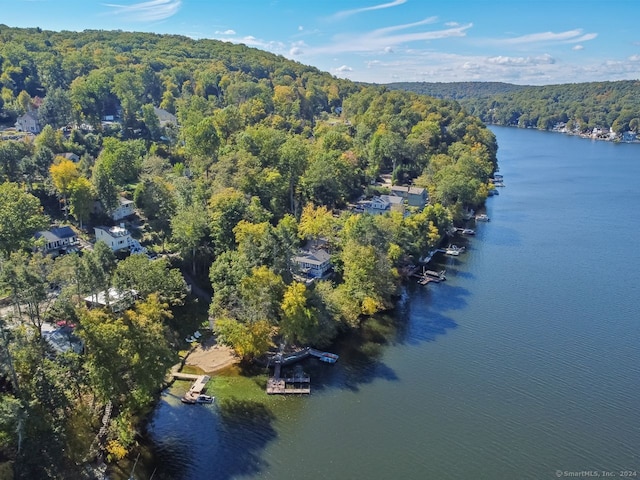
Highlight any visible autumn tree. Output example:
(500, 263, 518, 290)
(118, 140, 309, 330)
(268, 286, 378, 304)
(49, 158, 80, 218)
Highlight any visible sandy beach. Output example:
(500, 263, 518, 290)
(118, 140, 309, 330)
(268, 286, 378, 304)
(183, 337, 238, 373)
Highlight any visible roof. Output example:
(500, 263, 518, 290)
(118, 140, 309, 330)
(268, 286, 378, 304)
(95, 225, 130, 238)
(84, 288, 137, 307)
(380, 194, 403, 204)
(18, 111, 39, 122)
(153, 107, 177, 125)
(118, 196, 134, 206)
(35, 226, 77, 243)
(391, 185, 426, 195)
(44, 327, 83, 355)
(294, 249, 331, 266)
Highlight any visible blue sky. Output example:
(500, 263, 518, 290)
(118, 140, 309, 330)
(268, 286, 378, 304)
(5, 0, 640, 85)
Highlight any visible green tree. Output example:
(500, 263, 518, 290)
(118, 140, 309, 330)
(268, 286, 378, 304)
(68, 177, 94, 229)
(184, 117, 220, 177)
(280, 282, 316, 344)
(171, 205, 210, 275)
(0, 182, 47, 257)
(113, 254, 187, 306)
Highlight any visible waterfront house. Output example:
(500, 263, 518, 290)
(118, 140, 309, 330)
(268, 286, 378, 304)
(390, 185, 428, 209)
(292, 248, 332, 280)
(364, 194, 404, 215)
(94, 225, 133, 252)
(35, 226, 78, 254)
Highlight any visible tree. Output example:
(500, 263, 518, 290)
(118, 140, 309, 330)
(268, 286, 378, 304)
(94, 138, 144, 187)
(38, 88, 72, 129)
(280, 282, 316, 344)
(141, 103, 162, 141)
(298, 203, 334, 245)
(184, 117, 220, 178)
(113, 254, 187, 306)
(0, 182, 47, 257)
(78, 294, 174, 411)
(171, 205, 210, 275)
(239, 266, 285, 324)
(91, 163, 118, 213)
(0, 252, 54, 335)
(68, 177, 94, 229)
(49, 158, 80, 218)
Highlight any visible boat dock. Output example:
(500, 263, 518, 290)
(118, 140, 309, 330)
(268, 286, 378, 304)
(412, 267, 446, 285)
(266, 347, 339, 394)
(170, 371, 212, 403)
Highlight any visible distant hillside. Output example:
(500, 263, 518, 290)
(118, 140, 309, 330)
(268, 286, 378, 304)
(387, 80, 640, 135)
(385, 81, 526, 100)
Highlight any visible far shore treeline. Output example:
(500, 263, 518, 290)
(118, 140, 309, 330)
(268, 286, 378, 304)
(386, 80, 640, 136)
(0, 25, 497, 477)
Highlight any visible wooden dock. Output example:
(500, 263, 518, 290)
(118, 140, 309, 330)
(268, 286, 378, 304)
(412, 267, 446, 285)
(265, 347, 339, 394)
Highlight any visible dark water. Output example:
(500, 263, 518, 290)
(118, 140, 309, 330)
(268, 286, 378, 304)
(147, 127, 640, 480)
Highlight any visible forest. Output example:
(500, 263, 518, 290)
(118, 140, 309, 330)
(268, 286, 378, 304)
(387, 80, 640, 134)
(0, 25, 496, 478)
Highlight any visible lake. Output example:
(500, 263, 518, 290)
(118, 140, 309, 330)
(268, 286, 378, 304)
(146, 126, 640, 480)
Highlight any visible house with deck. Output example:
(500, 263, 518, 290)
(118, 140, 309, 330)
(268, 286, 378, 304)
(390, 185, 428, 209)
(35, 226, 78, 254)
(111, 197, 135, 222)
(94, 225, 134, 252)
(292, 248, 332, 281)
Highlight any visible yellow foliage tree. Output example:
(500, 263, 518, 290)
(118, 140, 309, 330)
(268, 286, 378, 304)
(50, 158, 80, 218)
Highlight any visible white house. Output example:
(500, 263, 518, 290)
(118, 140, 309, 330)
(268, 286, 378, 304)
(94, 225, 133, 252)
(15, 111, 41, 134)
(111, 197, 135, 222)
(293, 248, 332, 280)
(364, 194, 404, 215)
(35, 226, 78, 254)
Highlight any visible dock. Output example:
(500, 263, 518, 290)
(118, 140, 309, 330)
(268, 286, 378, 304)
(412, 267, 446, 285)
(173, 373, 211, 403)
(266, 347, 339, 394)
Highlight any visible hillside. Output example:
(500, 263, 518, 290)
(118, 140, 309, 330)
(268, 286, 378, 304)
(385, 81, 526, 100)
(0, 25, 499, 478)
(386, 80, 640, 136)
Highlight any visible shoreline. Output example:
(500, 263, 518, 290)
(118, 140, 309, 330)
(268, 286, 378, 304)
(180, 337, 238, 374)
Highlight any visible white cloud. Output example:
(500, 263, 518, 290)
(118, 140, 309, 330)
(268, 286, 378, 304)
(384, 46, 394, 53)
(335, 65, 353, 72)
(572, 45, 584, 51)
(487, 54, 555, 66)
(304, 21, 472, 56)
(629, 54, 640, 62)
(215, 29, 236, 35)
(103, 0, 181, 22)
(298, 26, 304, 31)
(332, 0, 407, 20)
(290, 46, 304, 56)
(500, 29, 597, 45)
